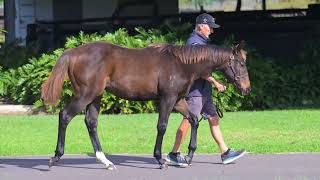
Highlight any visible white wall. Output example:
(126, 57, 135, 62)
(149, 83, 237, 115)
(10, 0, 179, 45)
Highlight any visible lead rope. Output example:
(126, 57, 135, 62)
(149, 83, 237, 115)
(198, 92, 224, 123)
(215, 92, 224, 118)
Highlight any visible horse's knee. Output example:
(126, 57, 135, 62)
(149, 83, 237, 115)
(188, 144, 197, 152)
(194, 120, 199, 128)
(87, 119, 98, 127)
(85, 118, 98, 133)
(58, 111, 72, 128)
(187, 114, 199, 127)
(189, 118, 199, 128)
(157, 123, 167, 136)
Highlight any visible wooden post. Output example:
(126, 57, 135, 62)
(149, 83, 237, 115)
(262, 0, 266, 10)
(236, 0, 241, 12)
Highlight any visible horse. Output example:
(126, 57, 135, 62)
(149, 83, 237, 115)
(41, 41, 250, 170)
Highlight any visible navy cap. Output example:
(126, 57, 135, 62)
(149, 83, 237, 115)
(196, 13, 220, 28)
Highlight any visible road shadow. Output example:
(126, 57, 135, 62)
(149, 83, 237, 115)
(0, 154, 159, 171)
(191, 161, 235, 165)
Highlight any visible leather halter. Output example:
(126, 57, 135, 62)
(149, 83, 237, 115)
(228, 54, 248, 82)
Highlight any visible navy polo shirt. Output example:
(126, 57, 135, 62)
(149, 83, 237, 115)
(186, 31, 212, 97)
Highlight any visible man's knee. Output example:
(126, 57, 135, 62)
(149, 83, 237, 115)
(177, 126, 187, 135)
(208, 115, 220, 126)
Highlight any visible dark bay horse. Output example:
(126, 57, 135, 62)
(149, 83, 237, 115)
(41, 41, 250, 170)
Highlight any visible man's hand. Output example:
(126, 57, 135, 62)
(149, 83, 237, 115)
(205, 76, 226, 92)
(213, 81, 226, 92)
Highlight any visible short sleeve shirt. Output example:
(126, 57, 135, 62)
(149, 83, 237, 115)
(186, 31, 212, 97)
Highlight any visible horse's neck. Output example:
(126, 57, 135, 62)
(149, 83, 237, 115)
(182, 60, 214, 80)
(214, 57, 229, 71)
(182, 56, 229, 80)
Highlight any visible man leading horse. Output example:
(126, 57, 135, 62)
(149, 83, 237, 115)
(166, 13, 246, 167)
(41, 14, 250, 170)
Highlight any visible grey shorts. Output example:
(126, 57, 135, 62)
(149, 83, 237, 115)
(186, 96, 217, 120)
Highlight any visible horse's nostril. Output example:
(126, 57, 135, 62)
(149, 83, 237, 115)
(241, 87, 250, 95)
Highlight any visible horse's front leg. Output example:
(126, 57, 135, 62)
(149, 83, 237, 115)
(185, 113, 199, 165)
(154, 96, 177, 169)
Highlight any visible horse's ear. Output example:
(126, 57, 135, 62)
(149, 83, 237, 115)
(234, 40, 245, 50)
(239, 40, 246, 49)
(232, 43, 240, 54)
(232, 41, 246, 55)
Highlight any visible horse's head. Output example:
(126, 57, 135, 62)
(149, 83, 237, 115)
(221, 42, 251, 95)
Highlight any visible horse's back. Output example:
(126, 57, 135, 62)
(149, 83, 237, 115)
(103, 44, 178, 100)
(65, 41, 186, 100)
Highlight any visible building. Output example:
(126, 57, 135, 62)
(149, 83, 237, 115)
(4, 0, 179, 45)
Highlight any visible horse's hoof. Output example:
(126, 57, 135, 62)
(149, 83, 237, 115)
(48, 157, 56, 168)
(106, 164, 117, 170)
(159, 163, 168, 170)
(184, 155, 192, 165)
(48, 156, 60, 168)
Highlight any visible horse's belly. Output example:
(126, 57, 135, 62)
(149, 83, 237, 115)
(106, 80, 158, 101)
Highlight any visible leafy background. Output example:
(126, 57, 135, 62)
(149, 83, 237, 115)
(0, 26, 319, 113)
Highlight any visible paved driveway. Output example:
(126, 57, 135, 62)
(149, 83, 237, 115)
(1, 153, 320, 180)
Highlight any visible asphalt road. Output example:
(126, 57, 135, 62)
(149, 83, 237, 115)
(1, 153, 320, 180)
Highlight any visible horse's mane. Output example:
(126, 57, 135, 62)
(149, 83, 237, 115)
(148, 43, 231, 64)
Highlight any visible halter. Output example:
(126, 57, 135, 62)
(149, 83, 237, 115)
(197, 53, 248, 122)
(228, 54, 248, 82)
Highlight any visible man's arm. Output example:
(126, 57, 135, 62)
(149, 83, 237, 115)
(204, 76, 226, 92)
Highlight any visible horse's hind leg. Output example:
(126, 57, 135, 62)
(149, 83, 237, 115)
(154, 95, 177, 169)
(84, 96, 116, 170)
(49, 96, 91, 167)
(174, 98, 198, 165)
(185, 115, 199, 165)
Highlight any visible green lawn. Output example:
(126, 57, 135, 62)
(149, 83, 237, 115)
(1, 110, 320, 156)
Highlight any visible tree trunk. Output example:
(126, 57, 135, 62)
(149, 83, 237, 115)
(262, 0, 266, 10)
(236, 0, 241, 12)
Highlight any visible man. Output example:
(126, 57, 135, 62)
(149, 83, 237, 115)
(166, 13, 246, 167)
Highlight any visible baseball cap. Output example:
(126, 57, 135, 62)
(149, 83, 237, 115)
(196, 13, 220, 28)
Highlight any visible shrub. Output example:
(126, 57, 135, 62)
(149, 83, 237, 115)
(0, 40, 41, 70)
(1, 28, 186, 113)
(1, 27, 319, 113)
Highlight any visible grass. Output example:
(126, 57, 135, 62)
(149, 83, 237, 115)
(1, 109, 320, 156)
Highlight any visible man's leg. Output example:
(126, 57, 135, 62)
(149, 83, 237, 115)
(165, 118, 190, 167)
(166, 97, 202, 167)
(203, 96, 246, 164)
(208, 116, 228, 153)
(171, 118, 190, 153)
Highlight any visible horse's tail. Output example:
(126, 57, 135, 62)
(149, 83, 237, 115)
(41, 54, 70, 105)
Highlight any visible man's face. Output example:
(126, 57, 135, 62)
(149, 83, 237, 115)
(199, 24, 214, 38)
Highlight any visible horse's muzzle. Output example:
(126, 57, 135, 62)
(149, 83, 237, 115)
(241, 87, 251, 96)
